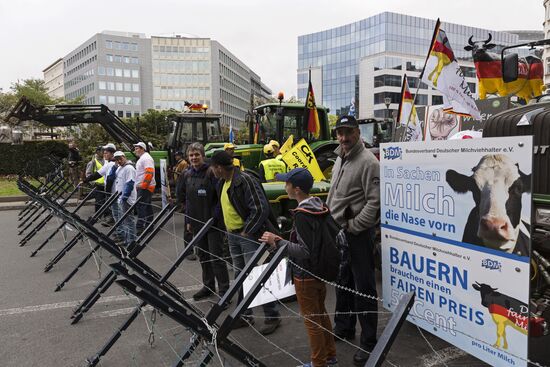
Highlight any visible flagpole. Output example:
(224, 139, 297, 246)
(401, 18, 441, 142)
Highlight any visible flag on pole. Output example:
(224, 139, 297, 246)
(420, 19, 481, 120)
(229, 121, 234, 143)
(304, 70, 321, 139)
(253, 116, 260, 144)
(397, 75, 423, 141)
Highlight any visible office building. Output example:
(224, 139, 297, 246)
(297, 12, 540, 119)
(43, 58, 64, 99)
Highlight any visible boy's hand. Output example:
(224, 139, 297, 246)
(259, 232, 282, 248)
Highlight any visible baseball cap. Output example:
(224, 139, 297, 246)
(224, 143, 236, 150)
(269, 140, 280, 148)
(263, 144, 274, 155)
(211, 150, 233, 166)
(133, 142, 147, 150)
(113, 151, 126, 159)
(276, 168, 314, 193)
(334, 115, 358, 130)
(95, 146, 103, 152)
(103, 143, 116, 152)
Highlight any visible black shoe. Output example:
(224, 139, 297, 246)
(353, 350, 369, 366)
(334, 329, 355, 341)
(232, 317, 254, 329)
(192, 287, 214, 301)
(259, 318, 281, 335)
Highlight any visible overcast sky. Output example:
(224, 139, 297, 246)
(0, 0, 544, 97)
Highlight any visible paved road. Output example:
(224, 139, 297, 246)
(0, 207, 488, 367)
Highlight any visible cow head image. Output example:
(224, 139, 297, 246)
(472, 282, 498, 307)
(446, 154, 531, 252)
(464, 34, 496, 56)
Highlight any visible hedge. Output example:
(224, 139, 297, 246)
(0, 141, 69, 175)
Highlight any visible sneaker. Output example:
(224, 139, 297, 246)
(192, 287, 214, 301)
(232, 317, 254, 329)
(327, 356, 338, 366)
(259, 318, 281, 335)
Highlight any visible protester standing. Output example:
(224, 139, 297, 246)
(326, 115, 380, 366)
(85, 146, 106, 218)
(260, 168, 338, 367)
(133, 142, 156, 234)
(176, 143, 229, 301)
(224, 143, 244, 170)
(67, 141, 82, 186)
(172, 151, 188, 182)
(210, 150, 282, 335)
(113, 151, 137, 246)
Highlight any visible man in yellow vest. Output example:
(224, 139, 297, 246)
(259, 144, 286, 183)
(85, 146, 109, 222)
(269, 140, 282, 159)
(224, 143, 244, 171)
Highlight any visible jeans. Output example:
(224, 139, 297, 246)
(227, 232, 280, 319)
(111, 201, 124, 239)
(92, 184, 106, 215)
(118, 200, 136, 246)
(193, 229, 230, 294)
(136, 188, 153, 231)
(295, 278, 337, 367)
(334, 227, 378, 349)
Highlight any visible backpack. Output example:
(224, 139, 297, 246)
(294, 209, 347, 282)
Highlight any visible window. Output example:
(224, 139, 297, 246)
(116, 96, 124, 104)
(124, 56, 130, 64)
(124, 69, 131, 78)
(106, 54, 113, 62)
(114, 55, 122, 63)
(122, 42, 129, 50)
(461, 66, 477, 78)
(98, 81, 106, 90)
(99, 95, 107, 104)
(374, 92, 401, 104)
(108, 96, 116, 104)
(98, 66, 105, 75)
(468, 82, 476, 93)
(106, 40, 112, 49)
(132, 69, 139, 78)
(374, 75, 401, 87)
(116, 82, 123, 91)
(125, 97, 132, 105)
(126, 111, 132, 118)
(432, 95, 443, 105)
(132, 83, 140, 92)
(124, 83, 132, 91)
(117, 111, 123, 117)
(107, 82, 115, 90)
(133, 97, 140, 106)
(106, 67, 114, 76)
(115, 68, 122, 77)
(406, 60, 423, 72)
(131, 43, 138, 51)
(113, 41, 121, 50)
(131, 57, 139, 64)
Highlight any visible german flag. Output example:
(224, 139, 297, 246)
(397, 75, 422, 142)
(304, 70, 320, 139)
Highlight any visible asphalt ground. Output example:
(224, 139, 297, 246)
(0, 206, 490, 367)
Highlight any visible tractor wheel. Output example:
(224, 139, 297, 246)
(315, 149, 338, 179)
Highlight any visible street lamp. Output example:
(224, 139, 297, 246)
(384, 97, 392, 118)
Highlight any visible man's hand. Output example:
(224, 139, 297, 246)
(259, 231, 282, 249)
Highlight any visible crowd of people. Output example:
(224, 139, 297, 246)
(75, 114, 379, 367)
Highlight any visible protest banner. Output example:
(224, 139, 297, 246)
(424, 104, 461, 141)
(281, 138, 325, 181)
(381, 136, 532, 366)
(243, 259, 295, 308)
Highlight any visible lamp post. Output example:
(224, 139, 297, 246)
(384, 97, 392, 118)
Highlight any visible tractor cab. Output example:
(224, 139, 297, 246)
(357, 117, 394, 159)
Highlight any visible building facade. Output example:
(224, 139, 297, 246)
(42, 58, 64, 99)
(46, 31, 271, 126)
(297, 12, 535, 119)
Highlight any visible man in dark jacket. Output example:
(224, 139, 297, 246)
(176, 143, 229, 301)
(68, 142, 82, 186)
(210, 150, 281, 335)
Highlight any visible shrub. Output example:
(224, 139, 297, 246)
(0, 141, 69, 175)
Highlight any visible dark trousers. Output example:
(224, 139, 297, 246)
(334, 228, 378, 349)
(194, 229, 230, 294)
(136, 188, 153, 230)
(93, 184, 106, 215)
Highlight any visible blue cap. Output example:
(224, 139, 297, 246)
(275, 168, 313, 193)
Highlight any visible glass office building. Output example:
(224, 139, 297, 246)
(297, 12, 524, 118)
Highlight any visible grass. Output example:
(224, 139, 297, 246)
(0, 177, 40, 197)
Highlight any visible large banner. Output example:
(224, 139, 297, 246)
(381, 137, 532, 366)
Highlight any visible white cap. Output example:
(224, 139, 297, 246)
(103, 143, 116, 151)
(113, 151, 126, 158)
(133, 142, 147, 150)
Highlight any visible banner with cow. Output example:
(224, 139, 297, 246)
(380, 136, 533, 366)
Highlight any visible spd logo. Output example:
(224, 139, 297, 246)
(383, 146, 402, 160)
(481, 258, 502, 271)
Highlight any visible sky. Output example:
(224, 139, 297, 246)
(0, 0, 544, 97)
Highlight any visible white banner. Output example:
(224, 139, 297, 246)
(160, 159, 170, 209)
(243, 259, 295, 308)
(423, 105, 461, 141)
(381, 137, 532, 366)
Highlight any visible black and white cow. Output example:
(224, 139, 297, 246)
(446, 154, 531, 254)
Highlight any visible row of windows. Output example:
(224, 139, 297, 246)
(372, 56, 476, 78)
(152, 60, 210, 73)
(66, 83, 94, 100)
(220, 89, 248, 110)
(220, 76, 249, 101)
(65, 68, 95, 89)
(219, 50, 249, 81)
(374, 75, 428, 89)
(153, 45, 209, 53)
(220, 101, 246, 119)
(220, 64, 250, 91)
(65, 41, 97, 67)
(99, 95, 141, 106)
(106, 54, 139, 64)
(65, 55, 98, 77)
(153, 73, 210, 86)
(98, 81, 140, 92)
(98, 67, 140, 78)
(153, 100, 210, 111)
(84, 96, 95, 105)
(153, 86, 210, 100)
(105, 40, 138, 51)
(221, 115, 242, 129)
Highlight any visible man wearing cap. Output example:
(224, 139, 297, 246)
(83, 143, 122, 235)
(258, 144, 286, 183)
(210, 150, 282, 335)
(113, 151, 137, 246)
(133, 142, 156, 234)
(172, 151, 188, 182)
(224, 143, 244, 171)
(268, 140, 282, 159)
(327, 115, 380, 365)
(85, 146, 106, 219)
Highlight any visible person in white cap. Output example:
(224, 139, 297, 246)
(113, 151, 137, 246)
(133, 142, 156, 234)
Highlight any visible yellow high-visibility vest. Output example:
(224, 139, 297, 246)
(259, 158, 287, 182)
(94, 159, 105, 185)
